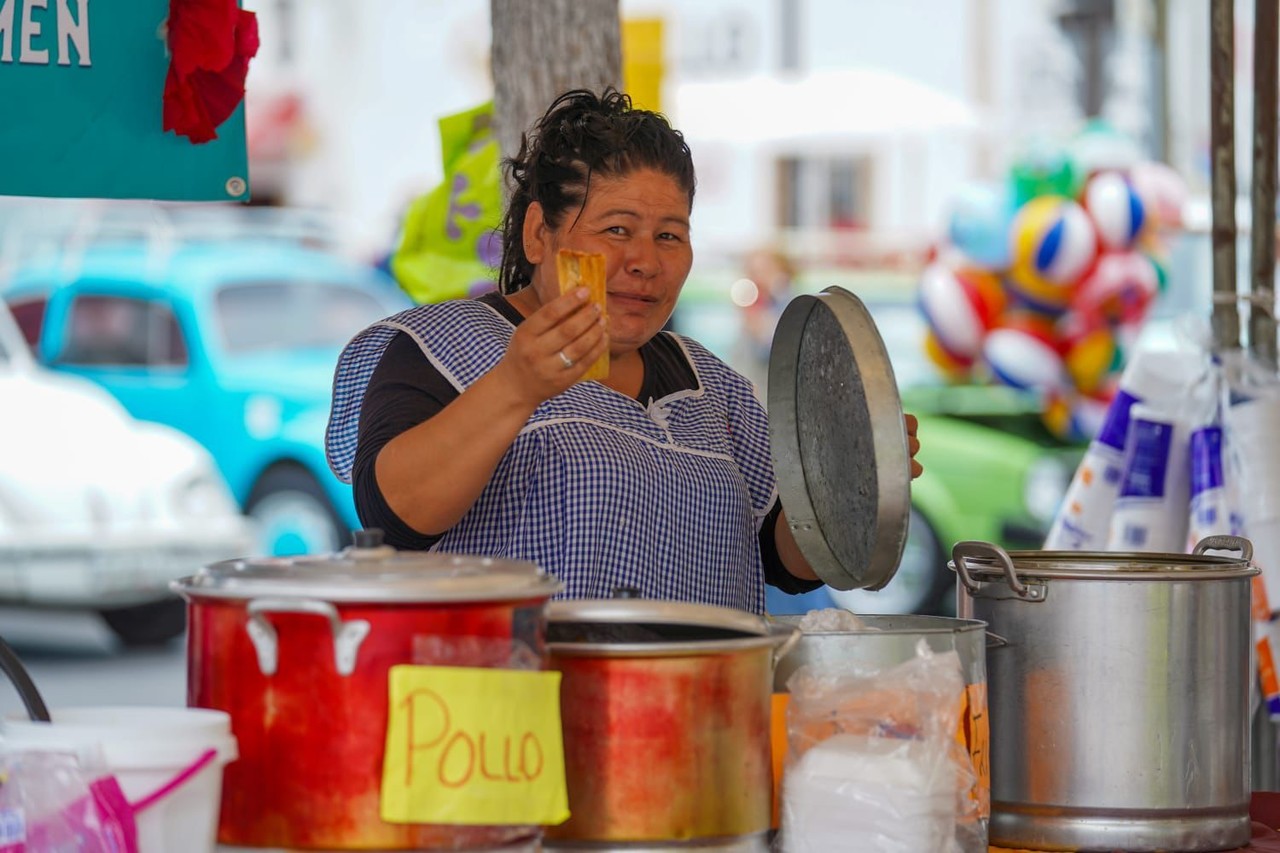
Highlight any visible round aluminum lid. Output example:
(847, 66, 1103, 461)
(544, 599, 793, 657)
(171, 542, 561, 604)
(768, 286, 911, 592)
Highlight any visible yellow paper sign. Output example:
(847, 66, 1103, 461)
(380, 665, 569, 826)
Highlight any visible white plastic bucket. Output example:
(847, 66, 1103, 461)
(0, 706, 237, 853)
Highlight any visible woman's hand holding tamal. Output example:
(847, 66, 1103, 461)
(495, 287, 608, 405)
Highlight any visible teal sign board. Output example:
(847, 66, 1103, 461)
(0, 0, 250, 201)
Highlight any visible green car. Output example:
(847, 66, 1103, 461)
(675, 271, 1081, 616)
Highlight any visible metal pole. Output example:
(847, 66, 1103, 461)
(1155, 0, 1170, 164)
(1251, 0, 1280, 793)
(1251, 0, 1279, 370)
(1211, 0, 1240, 353)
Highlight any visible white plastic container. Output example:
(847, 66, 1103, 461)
(1105, 404, 1191, 553)
(0, 707, 237, 853)
(1046, 349, 1203, 551)
(1226, 397, 1280, 606)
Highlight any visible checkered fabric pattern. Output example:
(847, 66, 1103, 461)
(326, 299, 777, 613)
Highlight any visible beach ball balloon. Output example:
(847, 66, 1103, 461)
(1010, 140, 1082, 206)
(1043, 387, 1113, 442)
(924, 330, 973, 383)
(983, 313, 1066, 394)
(1075, 251, 1159, 328)
(1074, 391, 1113, 440)
(1042, 391, 1078, 441)
(918, 263, 1007, 360)
(1084, 171, 1146, 250)
(1069, 119, 1144, 175)
(948, 182, 1016, 269)
(1008, 196, 1098, 311)
(1129, 160, 1188, 231)
(1059, 315, 1117, 394)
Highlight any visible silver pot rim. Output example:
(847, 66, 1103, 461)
(546, 599, 800, 659)
(954, 550, 1258, 582)
(951, 537, 1259, 588)
(770, 613, 988, 635)
(171, 547, 561, 604)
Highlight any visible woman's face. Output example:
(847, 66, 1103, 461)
(524, 168, 694, 355)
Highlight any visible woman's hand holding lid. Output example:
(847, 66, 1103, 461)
(906, 413, 923, 479)
(495, 287, 609, 407)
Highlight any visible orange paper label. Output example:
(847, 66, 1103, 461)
(1254, 575, 1272, 622)
(957, 681, 991, 819)
(770, 692, 790, 830)
(1259, 637, 1280, 701)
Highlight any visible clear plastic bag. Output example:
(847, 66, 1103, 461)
(0, 749, 138, 853)
(779, 641, 982, 853)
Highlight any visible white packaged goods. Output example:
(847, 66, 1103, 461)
(1105, 404, 1190, 553)
(1046, 349, 1204, 551)
(798, 608, 866, 633)
(782, 733, 954, 853)
(782, 645, 982, 852)
(1225, 397, 1280, 603)
(1187, 424, 1235, 548)
(1185, 367, 1238, 549)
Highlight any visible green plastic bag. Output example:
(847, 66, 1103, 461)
(392, 102, 503, 304)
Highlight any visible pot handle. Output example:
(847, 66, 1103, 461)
(246, 598, 371, 677)
(952, 540, 1045, 602)
(771, 625, 802, 668)
(1192, 535, 1254, 562)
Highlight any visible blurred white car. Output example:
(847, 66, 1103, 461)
(0, 301, 252, 645)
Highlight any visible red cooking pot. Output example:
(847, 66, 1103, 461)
(172, 534, 560, 851)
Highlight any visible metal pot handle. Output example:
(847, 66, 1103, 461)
(246, 598, 371, 677)
(771, 625, 802, 668)
(952, 540, 1045, 602)
(1192, 535, 1254, 562)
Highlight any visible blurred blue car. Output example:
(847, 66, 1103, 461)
(4, 239, 410, 556)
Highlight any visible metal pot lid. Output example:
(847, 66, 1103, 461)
(171, 533, 561, 603)
(768, 286, 911, 592)
(951, 537, 1260, 584)
(545, 599, 796, 657)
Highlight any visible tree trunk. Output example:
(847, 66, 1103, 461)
(490, 0, 622, 163)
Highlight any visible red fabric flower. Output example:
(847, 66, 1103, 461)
(162, 0, 259, 144)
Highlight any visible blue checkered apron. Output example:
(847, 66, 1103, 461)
(327, 300, 777, 613)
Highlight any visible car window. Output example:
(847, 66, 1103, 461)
(214, 280, 395, 353)
(61, 294, 189, 367)
(6, 297, 47, 349)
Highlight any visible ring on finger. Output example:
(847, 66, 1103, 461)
(558, 350, 574, 369)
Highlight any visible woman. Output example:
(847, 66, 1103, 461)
(327, 89, 920, 614)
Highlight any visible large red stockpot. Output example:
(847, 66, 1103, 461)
(171, 537, 560, 851)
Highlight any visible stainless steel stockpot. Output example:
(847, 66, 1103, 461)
(952, 535, 1258, 853)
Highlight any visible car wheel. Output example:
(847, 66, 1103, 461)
(99, 598, 187, 647)
(246, 465, 348, 557)
(828, 507, 952, 615)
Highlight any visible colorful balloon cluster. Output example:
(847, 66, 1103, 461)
(920, 136, 1188, 442)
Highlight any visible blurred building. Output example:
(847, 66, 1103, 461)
(242, 0, 491, 259)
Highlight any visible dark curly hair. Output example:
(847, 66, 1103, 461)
(497, 88, 696, 295)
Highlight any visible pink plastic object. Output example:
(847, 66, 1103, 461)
(0, 748, 218, 853)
